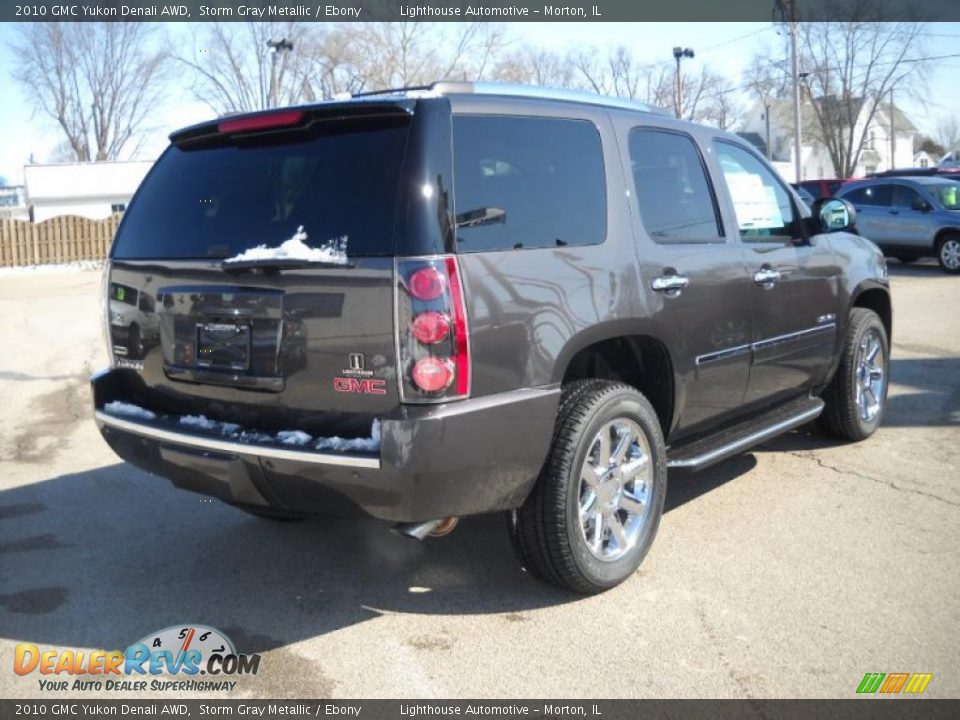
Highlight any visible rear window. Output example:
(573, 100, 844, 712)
(452, 115, 606, 252)
(112, 116, 410, 259)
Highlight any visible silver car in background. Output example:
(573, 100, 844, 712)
(837, 176, 960, 273)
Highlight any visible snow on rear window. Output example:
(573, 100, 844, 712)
(111, 117, 409, 260)
(223, 226, 349, 265)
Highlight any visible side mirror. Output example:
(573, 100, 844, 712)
(812, 198, 857, 233)
(911, 198, 932, 213)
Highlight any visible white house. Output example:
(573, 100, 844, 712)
(742, 96, 918, 181)
(913, 150, 937, 168)
(23, 160, 154, 222)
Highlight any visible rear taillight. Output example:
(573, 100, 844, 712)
(396, 256, 470, 403)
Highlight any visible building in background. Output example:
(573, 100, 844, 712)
(0, 185, 29, 221)
(23, 160, 154, 222)
(913, 150, 937, 168)
(742, 96, 918, 181)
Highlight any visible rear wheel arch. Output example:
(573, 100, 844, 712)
(934, 227, 960, 248)
(558, 332, 675, 437)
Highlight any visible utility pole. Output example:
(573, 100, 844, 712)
(673, 47, 694, 119)
(266, 38, 294, 108)
(889, 88, 896, 171)
(765, 104, 772, 161)
(789, 17, 802, 182)
(776, 0, 803, 182)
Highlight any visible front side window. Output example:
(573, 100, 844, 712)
(929, 182, 960, 210)
(110, 283, 137, 306)
(713, 141, 800, 242)
(452, 116, 606, 252)
(629, 129, 722, 243)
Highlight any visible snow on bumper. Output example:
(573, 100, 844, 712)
(91, 369, 560, 522)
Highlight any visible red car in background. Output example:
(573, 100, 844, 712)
(795, 178, 852, 198)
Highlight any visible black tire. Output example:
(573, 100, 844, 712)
(129, 324, 144, 359)
(819, 308, 889, 441)
(936, 233, 960, 274)
(507, 380, 667, 595)
(895, 256, 917, 264)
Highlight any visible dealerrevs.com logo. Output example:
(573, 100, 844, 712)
(14, 625, 261, 693)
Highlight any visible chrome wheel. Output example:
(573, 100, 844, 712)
(855, 329, 885, 422)
(577, 419, 653, 562)
(940, 238, 960, 270)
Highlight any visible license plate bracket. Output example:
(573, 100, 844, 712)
(196, 322, 251, 371)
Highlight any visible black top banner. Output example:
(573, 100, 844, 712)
(4, 0, 960, 23)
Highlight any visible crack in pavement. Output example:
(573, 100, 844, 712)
(785, 450, 960, 508)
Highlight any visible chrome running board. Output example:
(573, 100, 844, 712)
(667, 398, 824, 470)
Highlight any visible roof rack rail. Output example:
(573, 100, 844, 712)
(348, 81, 665, 114)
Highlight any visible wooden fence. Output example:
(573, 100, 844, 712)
(0, 214, 121, 267)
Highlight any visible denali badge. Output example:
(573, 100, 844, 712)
(341, 352, 374, 378)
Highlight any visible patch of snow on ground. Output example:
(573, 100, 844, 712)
(276, 430, 313, 446)
(0, 260, 103, 276)
(223, 226, 349, 265)
(103, 401, 157, 421)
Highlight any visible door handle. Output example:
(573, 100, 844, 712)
(651, 274, 690, 294)
(753, 267, 781, 288)
(889, 210, 900, 215)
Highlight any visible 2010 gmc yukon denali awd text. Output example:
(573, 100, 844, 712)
(93, 82, 892, 594)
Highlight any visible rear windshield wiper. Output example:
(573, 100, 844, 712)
(456, 206, 507, 229)
(221, 258, 354, 275)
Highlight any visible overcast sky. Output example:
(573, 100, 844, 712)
(0, 21, 958, 184)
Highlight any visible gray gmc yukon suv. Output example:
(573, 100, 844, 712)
(93, 82, 891, 593)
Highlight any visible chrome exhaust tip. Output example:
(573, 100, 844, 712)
(392, 517, 458, 540)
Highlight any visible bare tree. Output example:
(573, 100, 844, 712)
(742, 44, 791, 108)
(936, 116, 960, 153)
(492, 45, 574, 88)
(176, 22, 309, 113)
(796, 0, 928, 177)
(696, 74, 743, 130)
(9, 23, 168, 162)
(179, 22, 507, 111)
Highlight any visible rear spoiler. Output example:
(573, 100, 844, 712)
(169, 98, 420, 147)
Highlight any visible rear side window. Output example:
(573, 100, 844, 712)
(112, 116, 410, 259)
(629, 129, 722, 243)
(842, 185, 891, 207)
(452, 116, 606, 252)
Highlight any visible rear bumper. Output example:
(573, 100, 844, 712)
(92, 369, 559, 522)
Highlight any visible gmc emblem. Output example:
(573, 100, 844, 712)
(334, 377, 387, 395)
